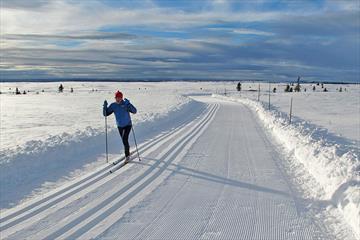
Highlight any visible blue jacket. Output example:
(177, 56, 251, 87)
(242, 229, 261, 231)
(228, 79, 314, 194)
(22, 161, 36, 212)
(103, 99, 137, 127)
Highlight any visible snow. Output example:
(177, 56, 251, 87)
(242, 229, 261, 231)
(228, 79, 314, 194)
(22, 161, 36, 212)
(230, 82, 360, 143)
(212, 90, 359, 239)
(0, 82, 193, 153)
(0, 81, 359, 239)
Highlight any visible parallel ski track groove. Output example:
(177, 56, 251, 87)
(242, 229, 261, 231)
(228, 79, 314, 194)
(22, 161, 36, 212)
(1, 105, 208, 223)
(0, 120, 185, 225)
(79, 106, 219, 240)
(41, 103, 218, 240)
(0, 105, 210, 237)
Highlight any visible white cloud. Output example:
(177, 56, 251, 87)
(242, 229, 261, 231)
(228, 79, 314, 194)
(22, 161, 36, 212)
(0, 0, 283, 35)
(232, 28, 274, 36)
(0, 0, 358, 82)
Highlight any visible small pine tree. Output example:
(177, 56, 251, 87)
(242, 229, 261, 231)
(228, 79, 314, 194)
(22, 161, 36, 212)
(339, 87, 342, 92)
(285, 84, 290, 92)
(323, 88, 328, 92)
(289, 87, 293, 92)
(273, 87, 277, 93)
(59, 84, 64, 93)
(294, 85, 300, 92)
(236, 82, 241, 91)
(15, 87, 21, 95)
(313, 86, 316, 91)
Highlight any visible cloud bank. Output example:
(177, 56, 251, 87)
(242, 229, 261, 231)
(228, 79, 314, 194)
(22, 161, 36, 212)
(0, 0, 359, 82)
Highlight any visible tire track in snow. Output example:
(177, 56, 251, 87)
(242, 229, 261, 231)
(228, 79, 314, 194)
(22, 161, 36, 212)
(37, 103, 216, 239)
(1, 105, 212, 239)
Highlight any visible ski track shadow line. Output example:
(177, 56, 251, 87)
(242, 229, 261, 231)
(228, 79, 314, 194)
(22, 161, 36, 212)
(0, 104, 211, 229)
(137, 158, 290, 198)
(41, 104, 218, 240)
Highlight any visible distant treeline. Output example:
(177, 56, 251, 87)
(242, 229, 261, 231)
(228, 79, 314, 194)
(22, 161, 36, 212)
(0, 79, 358, 84)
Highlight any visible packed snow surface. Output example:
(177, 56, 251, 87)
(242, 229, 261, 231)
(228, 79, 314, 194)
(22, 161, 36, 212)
(0, 81, 359, 239)
(213, 90, 359, 239)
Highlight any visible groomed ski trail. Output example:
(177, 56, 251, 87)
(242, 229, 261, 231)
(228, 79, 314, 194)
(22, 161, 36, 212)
(0, 101, 218, 240)
(0, 95, 337, 239)
(97, 96, 334, 240)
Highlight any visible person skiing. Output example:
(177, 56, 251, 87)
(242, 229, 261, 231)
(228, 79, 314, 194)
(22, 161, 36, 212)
(103, 91, 137, 163)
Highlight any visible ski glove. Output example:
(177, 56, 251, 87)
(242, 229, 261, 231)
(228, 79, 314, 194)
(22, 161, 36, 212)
(103, 100, 108, 117)
(123, 98, 130, 106)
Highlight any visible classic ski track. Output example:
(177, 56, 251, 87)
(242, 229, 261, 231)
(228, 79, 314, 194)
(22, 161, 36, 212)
(55, 103, 219, 240)
(0, 114, 192, 225)
(39, 103, 216, 239)
(0, 105, 203, 223)
(0, 104, 212, 239)
(0, 110, 206, 238)
(2, 103, 217, 240)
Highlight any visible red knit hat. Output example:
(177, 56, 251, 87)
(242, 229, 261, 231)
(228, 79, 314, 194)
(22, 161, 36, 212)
(115, 90, 123, 99)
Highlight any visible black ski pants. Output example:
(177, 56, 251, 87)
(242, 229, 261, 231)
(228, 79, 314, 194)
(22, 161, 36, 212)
(118, 125, 132, 157)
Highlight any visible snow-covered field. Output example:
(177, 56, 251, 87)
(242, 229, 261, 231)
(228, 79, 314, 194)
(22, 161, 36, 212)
(0, 81, 231, 208)
(0, 81, 359, 239)
(227, 82, 360, 143)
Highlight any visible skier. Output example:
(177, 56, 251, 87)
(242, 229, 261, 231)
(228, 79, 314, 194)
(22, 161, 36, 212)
(103, 91, 137, 163)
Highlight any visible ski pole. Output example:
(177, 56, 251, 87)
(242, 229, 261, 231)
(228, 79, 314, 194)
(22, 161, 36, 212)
(105, 115, 108, 163)
(131, 126, 141, 161)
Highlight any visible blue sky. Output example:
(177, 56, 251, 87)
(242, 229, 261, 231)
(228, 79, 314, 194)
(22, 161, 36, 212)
(0, 0, 359, 82)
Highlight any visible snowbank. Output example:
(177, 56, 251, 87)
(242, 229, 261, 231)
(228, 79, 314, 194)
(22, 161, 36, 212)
(212, 94, 360, 238)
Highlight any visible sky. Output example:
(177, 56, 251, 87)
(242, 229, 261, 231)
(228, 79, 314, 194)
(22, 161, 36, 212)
(0, 0, 359, 82)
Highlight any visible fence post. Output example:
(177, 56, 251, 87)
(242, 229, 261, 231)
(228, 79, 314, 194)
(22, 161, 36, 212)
(289, 97, 293, 124)
(257, 83, 260, 101)
(268, 81, 271, 110)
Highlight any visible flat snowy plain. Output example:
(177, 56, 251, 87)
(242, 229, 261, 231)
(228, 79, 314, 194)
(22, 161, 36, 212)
(0, 81, 359, 239)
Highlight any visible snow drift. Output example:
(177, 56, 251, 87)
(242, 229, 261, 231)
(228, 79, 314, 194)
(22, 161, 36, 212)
(212, 94, 360, 238)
